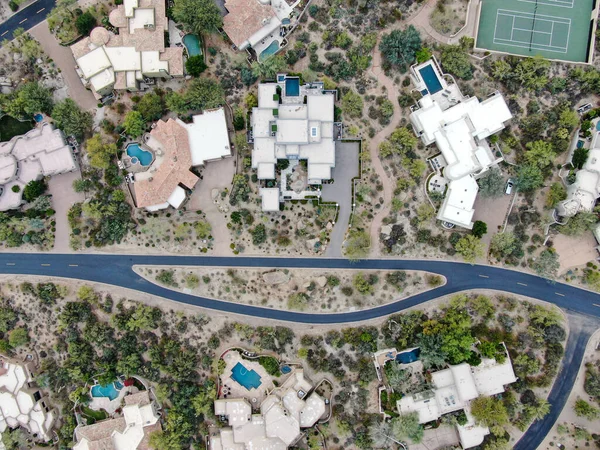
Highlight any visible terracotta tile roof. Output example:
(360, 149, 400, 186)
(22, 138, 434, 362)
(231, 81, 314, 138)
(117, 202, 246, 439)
(223, 0, 276, 48)
(133, 118, 199, 208)
(76, 418, 126, 445)
(124, 391, 151, 407)
(137, 422, 162, 450)
(160, 48, 184, 76)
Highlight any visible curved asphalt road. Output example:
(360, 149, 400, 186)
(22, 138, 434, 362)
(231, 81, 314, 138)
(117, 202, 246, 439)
(0, 0, 55, 42)
(0, 252, 599, 322)
(2, 252, 600, 450)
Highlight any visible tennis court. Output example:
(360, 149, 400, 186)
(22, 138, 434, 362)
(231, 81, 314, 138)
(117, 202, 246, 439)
(476, 0, 596, 62)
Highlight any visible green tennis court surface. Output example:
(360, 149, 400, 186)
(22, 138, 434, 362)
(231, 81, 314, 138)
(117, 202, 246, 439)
(476, 0, 596, 62)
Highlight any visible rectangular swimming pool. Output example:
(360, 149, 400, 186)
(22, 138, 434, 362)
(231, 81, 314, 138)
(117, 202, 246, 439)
(285, 77, 300, 97)
(231, 362, 262, 390)
(419, 65, 443, 95)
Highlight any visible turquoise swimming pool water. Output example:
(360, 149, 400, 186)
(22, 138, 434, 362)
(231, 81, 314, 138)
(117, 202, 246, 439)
(596, 121, 600, 131)
(183, 34, 202, 57)
(260, 41, 279, 60)
(285, 77, 300, 97)
(231, 362, 262, 390)
(91, 382, 121, 401)
(419, 64, 443, 95)
(396, 348, 420, 364)
(126, 143, 153, 166)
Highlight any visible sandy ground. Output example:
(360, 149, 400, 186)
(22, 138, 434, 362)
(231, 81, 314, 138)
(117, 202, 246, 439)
(537, 328, 600, 449)
(135, 266, 445, 313)
(554, 233, 599, 274)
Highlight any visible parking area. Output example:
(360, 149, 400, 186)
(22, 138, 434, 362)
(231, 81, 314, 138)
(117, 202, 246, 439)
(322, 141, 359, 257)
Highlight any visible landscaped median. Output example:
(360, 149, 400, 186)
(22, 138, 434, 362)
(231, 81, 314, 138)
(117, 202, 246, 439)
(133, 266, 446, 313)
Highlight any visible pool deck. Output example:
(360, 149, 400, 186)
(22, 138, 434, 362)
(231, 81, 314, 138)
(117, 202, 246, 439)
(219, 351, 274, 405)
(88, 385, 139, 415)
(254, 34, 283, 61)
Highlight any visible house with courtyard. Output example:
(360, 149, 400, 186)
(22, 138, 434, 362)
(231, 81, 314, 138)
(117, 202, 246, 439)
(73, 390, 161, 450)
(209, 350, 329, 449)
(128, 108, 231, 211)
(0, 123, 77, 211)
(409, 59, 512, 229)
(395, 347, 517, 449)
(557, 129, 600, 217)
(0, 355, 57, 442)
(249, 74, 341, 211)
(70, 0, 183, 100)
(223, 0, 301, 60)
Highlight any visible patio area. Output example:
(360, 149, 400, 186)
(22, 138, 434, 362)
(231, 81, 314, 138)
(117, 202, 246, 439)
(219, 350, 275, 406)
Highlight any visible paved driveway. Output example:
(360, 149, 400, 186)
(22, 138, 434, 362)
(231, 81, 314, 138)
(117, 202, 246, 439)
(322, 141, 359, 257)
(29, 22, 97, 110)
(48, 169, 85, 253)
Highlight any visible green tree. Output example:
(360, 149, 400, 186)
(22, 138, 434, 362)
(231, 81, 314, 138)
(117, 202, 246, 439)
(388, 126, 417, 154)
(251, 224, 267, 245)
(23, 179, 46, 202)
(1, 429, 27, 450)
(574, 399, 600, 420)
(251, 55, 286, 79)
(123, 111, 146, 137)
(185, 77, 225, 111)
(185, 55, 207, 77)
(524, 140, 555, 169)
(0, 307, 17, 333)
(455, 235, 484, 263)
(194, 220, 211, 238)
(532, 248, 560, 279)
(75, 11, 96, 35)
(472, 220, 487, 238)
(165, 91, 188, 115)
(353, 273, 374, 295)
(470, 396, 508, 432)
(85, 134, 117, 169)
(345, 229, 370, 261)
(560, 211, 597, 235)
(341, 90, 364, 118)
(5, 82, 53, 118)
(516, 164, 544, 192)
(415, 47, 432, 63)
(51, 98, 93, 139)
(572, 147, 589, 170)
(391, 412, 423, 443)
(8, 327, 29, 347)
(379, 26, 422, 71)
(526, 398, 551, 421)
(478, 169, 505, 198)
(490, 232, 517, 258)
(136, 92, 164, 121)
(440, 45, 472, 79)
(172, 0, 222, 35)
(546, 182, 567, 208)
(369, 420, 395, 449)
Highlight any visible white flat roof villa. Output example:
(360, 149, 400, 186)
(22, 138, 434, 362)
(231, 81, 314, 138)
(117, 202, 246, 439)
(0, 356, 56, 442)
(70, 0, 183, 99)
(73, 391, 161, 450)
(557, 130, 600, 217)
(210, 367, 326, 450)
(250, 74, 339, 211)
(0, 123, 77, 211)
(409, 59, 512, 229)
(397, 351, 517, 449)
(130, 108, 231, 211)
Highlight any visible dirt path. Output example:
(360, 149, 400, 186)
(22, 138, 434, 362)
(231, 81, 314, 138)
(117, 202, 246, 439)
(366, 37, 402, 258)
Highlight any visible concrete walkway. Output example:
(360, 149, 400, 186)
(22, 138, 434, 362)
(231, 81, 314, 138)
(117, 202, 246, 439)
(48, 170, 85, 253)
(29, 21, 97, 110)
(323, 141, 359, 257)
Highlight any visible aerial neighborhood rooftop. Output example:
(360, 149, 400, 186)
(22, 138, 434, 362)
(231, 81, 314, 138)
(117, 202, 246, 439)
(70, 0, 184, 99)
